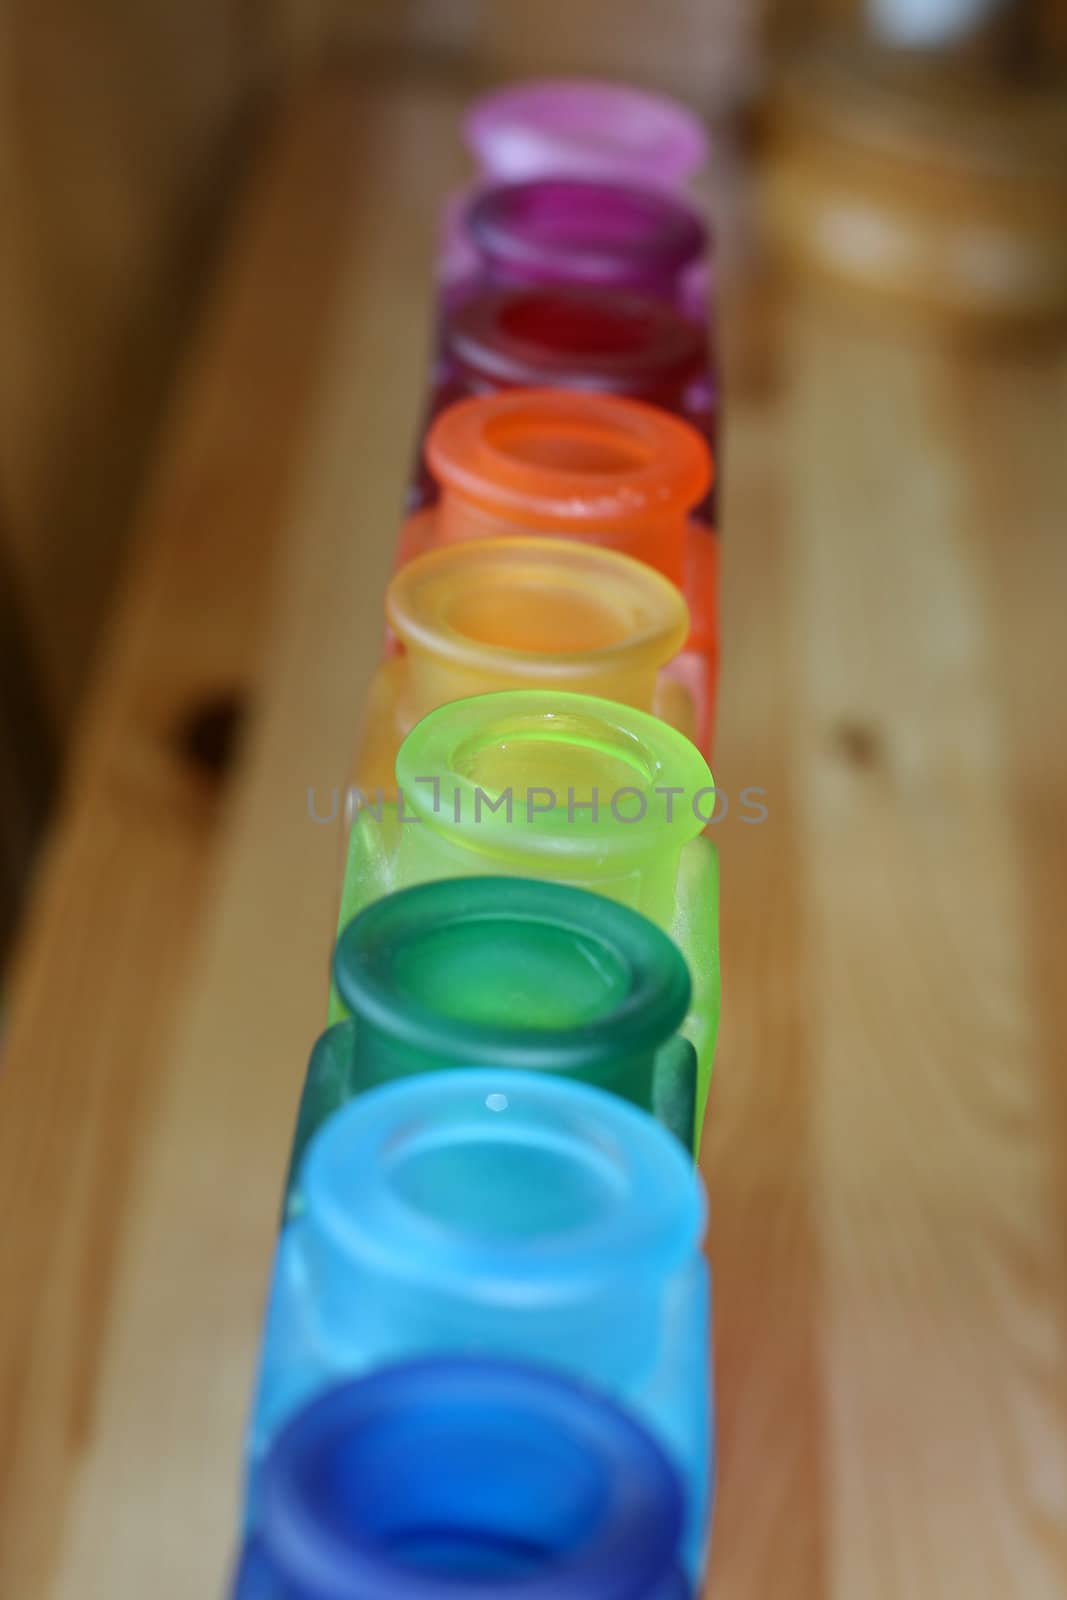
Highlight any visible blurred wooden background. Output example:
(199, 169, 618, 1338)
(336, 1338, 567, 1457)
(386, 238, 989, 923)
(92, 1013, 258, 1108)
(0, 0, 762, 749)
(0, 0, 292, 738)
(0, 3, 1062, 1600)
(1, 65, 1066, 1600)
(4, 0, 1065, 759)
(2, 8, 1067, 1599)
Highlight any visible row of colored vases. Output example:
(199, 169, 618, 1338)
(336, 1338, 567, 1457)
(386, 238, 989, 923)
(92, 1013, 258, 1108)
(233, 80, 721, 1599)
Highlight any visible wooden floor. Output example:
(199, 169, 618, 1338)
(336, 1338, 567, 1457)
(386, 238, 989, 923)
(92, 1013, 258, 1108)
(2, 73, 1067, 1600)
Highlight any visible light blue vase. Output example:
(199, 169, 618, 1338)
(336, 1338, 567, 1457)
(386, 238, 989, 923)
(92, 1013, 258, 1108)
(244, 1069, 713, 1579)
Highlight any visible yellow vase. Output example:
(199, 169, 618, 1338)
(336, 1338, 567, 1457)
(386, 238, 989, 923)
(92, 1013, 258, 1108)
(354, 535, 693, 794)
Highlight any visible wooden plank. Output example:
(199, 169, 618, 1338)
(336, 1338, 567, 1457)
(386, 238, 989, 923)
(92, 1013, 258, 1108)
(708, 304, 1067, 1595)
(0, 79, 403, 1599)
(0, 533, 56, 958)
(702, 279, 828, 1598)
(2, 69, 1067, 1600)
(779, 309, 1067, 1597)
(38, 80, 459, 1600)
(0, 0, 293, 732)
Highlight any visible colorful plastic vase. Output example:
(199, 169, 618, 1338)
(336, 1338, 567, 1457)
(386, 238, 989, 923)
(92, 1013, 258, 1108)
(286, 878, 697, 1200)
(410, 288, 717, 519)
(244, 1070, 713, 1580)
(338, 689, 720, 1122)
(441, 287, 710, 416)
(466, 79, 708, 190)
(397, 392, 717, 750)
(450, 177, 706, 317)
(440, 80, 710, 322)
(357, 535, 694, 789)
(233, 1358, 692, 1598)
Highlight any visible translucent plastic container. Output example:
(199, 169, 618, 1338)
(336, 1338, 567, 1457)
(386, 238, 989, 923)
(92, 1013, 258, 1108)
(466, 80, 708, 191)
(245, 1071, 713, 1580)
(396, 392, 718, 751)
(440, 287, 710, 416)
(430, 79, 720, 534)
(440, 79, 711, 322)
(452, 178, 706, 315)
(410, 287, 717, 521)
(286, 878, 698, 1200)
(339, 689, 720, 1123)
(356, 535, 694, 791)
(233, 1357, 692, 1598)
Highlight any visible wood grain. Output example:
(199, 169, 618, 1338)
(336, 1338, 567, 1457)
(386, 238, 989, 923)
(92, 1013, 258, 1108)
(764, 42, 1067, 330)
(0, 0, 291, 732)
(782, 312, 1067, 1595)
(1, 72, 1067, 1599)
(0, 81, 395, 1600)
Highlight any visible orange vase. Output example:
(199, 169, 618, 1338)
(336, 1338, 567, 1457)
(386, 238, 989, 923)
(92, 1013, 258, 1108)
(395, 389, 718, 751)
